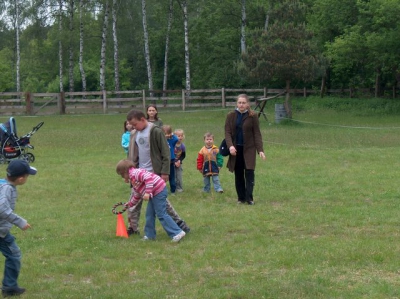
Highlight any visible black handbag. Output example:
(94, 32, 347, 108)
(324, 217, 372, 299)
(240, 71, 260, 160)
(219, 139, 229, 157)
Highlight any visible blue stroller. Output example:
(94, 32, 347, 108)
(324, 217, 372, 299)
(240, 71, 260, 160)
(0, 117, 44, 164)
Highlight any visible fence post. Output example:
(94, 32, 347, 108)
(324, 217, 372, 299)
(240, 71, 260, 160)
(303, 87, 307, 97)
(181, 90, 186, 111)
(59, 92, 66, 114)
(142, 90, 146, 110)
(102, 90, 107, 114)
(264, 87, 267, 98)
(25, 92, 33, 115)
(221, 87, 226, 108)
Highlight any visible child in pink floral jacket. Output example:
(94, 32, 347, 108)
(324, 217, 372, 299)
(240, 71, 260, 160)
(116, 159, 185, 242)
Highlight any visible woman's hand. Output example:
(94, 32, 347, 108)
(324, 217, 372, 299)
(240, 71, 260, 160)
(143, 193, 150, 201)
(259, 152, 266, 160)
(229, 146, 237, 156)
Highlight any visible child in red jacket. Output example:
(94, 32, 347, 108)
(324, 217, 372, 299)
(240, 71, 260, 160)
(196, 132, 224, 193)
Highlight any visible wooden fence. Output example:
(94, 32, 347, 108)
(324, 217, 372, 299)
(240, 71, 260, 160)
(0, 87, 374, 116)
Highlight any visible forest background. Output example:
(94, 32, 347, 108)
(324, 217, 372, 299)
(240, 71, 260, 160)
(0, 0, 399, 98)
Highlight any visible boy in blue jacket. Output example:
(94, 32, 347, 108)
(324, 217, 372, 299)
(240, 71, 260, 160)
(0, 160, 37, 297)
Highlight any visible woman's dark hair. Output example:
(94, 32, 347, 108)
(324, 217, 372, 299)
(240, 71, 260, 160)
(146, 104, 159, 120)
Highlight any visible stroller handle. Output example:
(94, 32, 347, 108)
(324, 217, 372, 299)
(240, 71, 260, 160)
(21, 122, 44, 138)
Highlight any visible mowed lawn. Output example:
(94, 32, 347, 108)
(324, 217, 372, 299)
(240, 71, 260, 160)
(0, 100, 399, 299)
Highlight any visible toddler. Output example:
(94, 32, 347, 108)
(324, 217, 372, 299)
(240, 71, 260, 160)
(196, 132, 224, 193)
(174, 129, 186, 192)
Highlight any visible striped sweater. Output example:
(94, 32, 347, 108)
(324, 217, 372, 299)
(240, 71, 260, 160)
(128, 167, 166, 207)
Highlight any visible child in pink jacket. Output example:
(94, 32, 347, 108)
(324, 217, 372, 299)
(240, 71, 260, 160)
(116, 159, 185, 242)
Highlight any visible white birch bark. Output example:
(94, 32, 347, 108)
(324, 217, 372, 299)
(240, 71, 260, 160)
(112, 0, 120, 91)
(240, 0, 246, 54)
(264, 14, 269, 31)
(14, 0, 20, 93)
(141, 0, 153, 93)
(162, 0, 173, 97)
(59, 0, 64, 92)
(79, 0, 87, 92)
(99, 1, 110, 91)
(183, 0, 190, 93)
(68, 0, 74, 93)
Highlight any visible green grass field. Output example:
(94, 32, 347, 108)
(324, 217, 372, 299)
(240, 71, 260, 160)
(1, 97, 399, 298)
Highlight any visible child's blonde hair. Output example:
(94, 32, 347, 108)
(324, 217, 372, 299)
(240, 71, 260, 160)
(203, 132, 214, 140)
(162, 125, 172, 134)
(116, 159, 135, 176)
(174, 129, 185, 139)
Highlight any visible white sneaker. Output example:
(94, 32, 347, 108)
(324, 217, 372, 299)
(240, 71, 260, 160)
(171, 231, 186, 242)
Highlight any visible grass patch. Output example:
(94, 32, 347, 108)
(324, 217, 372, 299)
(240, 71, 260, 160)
(0, 101, 399, 298)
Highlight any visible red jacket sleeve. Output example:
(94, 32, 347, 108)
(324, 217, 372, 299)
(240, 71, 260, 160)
(196, 152, 204, 171)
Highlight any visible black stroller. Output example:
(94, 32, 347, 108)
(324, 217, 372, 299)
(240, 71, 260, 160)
(0, 117, 44, 164)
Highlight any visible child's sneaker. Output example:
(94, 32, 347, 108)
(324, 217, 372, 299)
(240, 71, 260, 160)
(171, 231, 186, 242)
(2, 286, 26, 297)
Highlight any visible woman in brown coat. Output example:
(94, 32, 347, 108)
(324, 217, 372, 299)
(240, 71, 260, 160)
(224, 94, 266, 205)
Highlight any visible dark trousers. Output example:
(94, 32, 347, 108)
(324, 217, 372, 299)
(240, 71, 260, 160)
(169, 163, 176, 193)
(234, 145, 255, 202)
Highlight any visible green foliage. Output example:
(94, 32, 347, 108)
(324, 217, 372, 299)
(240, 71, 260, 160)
(0, 0, 399, 93)
(0, 48, 14, 91)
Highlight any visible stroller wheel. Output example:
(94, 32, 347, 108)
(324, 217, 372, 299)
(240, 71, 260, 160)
(0, 155, 5, 164)
(26, 153, 35, 163)
(21, 153, 35, 163)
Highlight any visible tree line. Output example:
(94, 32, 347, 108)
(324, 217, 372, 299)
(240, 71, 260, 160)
(0, 0, 399, 100)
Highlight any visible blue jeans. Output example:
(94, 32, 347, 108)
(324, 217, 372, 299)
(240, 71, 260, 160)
(203, 175, 223, 192)
(144, 187, 182, 239)
(0, 233, 21, 290)
(169, 163, 176, 193)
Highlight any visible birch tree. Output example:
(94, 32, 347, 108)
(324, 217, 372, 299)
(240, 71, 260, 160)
(240, 0, 246, 54)
(58, 0, 64, 92)
(112, 0, 120, 91)
(14, 0, 21, 93)
(162, 0, 173, 95)
(99, 0, 110, 91)
(141, 0, 153, 92)
(68, 0, 75, 93)
(177, 0, 190, 92)
(79, 0, 87, 92)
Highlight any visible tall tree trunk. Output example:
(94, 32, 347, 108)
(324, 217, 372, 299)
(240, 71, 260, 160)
(59, 0, 64, 92)
(99, 1, 110, 91)
(162, 0, 173, 98)
(320, 72, 326, 98)
(68, 0, 75, 93)
(14, 0, 21, 93)
(79, 0, 87, 92)
(141, 0, 153, 94)
(112, 0, 120, 92)
(264, 13, 269, 31)
(374, 68, 381, 98)
(284, 79, 292, 118)
(182, 0, 191, 93)
(240, 0, 246, 54)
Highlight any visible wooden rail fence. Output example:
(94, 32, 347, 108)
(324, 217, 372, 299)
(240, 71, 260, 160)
(0, 87, 378, 116)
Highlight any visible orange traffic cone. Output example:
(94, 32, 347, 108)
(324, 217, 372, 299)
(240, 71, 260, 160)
(116, 213, 128, 238)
